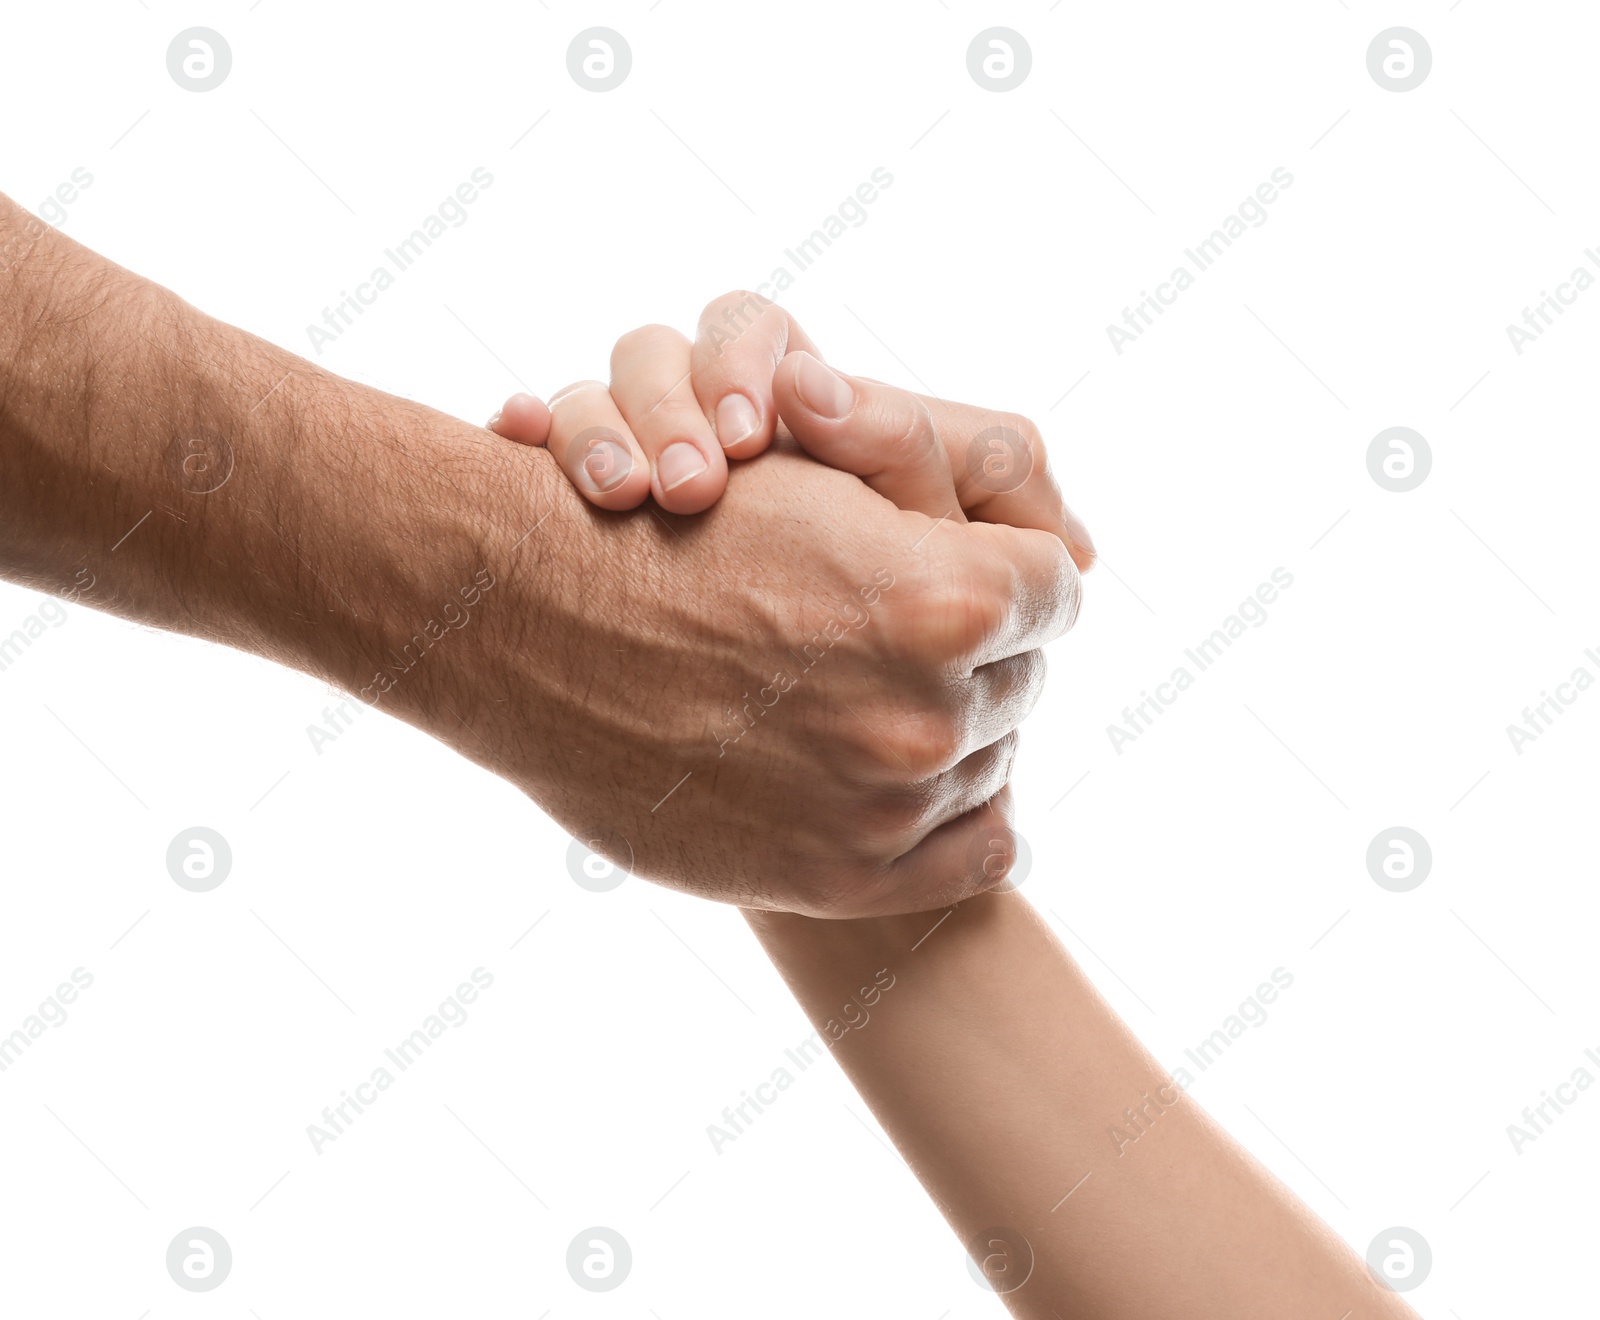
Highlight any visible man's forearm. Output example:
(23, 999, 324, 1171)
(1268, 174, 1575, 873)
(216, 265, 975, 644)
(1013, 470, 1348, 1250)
(0, 193, 1087, 918)
(0, 193, 535, 706)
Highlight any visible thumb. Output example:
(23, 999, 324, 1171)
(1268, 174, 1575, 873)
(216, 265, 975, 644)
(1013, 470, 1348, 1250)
(772, 351, 967, 525)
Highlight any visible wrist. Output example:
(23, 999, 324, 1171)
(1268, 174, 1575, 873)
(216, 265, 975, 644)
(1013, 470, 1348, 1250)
(168, 308, 557, 715)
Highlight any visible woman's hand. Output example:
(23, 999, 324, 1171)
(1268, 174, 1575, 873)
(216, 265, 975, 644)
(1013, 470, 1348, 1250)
(486, 290, 1096, 569)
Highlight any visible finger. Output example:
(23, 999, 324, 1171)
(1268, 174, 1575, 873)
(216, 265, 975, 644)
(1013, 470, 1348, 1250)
(690, 291, 821, 459)
(544, 380, 652, 511)
(906, 731, 1022, 858)
(963, 649, 1047, 752)
(895, 523, 1080, 669)
(965, 522, 1084, 665)
(918, 395, 1096, 572)
(772, 351, 965, 522)
(610, 325, 728, 514)
(860, 785, 1021, 916)
(848, 658, 1038, 818)
(487, 392, 552, 447)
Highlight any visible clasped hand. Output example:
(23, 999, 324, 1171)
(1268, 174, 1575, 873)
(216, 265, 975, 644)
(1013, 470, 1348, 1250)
(470, 292, 1092, 918)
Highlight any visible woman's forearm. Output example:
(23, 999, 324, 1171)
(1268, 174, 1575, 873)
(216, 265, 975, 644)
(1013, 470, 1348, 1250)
(745, 894, 1418, 1318)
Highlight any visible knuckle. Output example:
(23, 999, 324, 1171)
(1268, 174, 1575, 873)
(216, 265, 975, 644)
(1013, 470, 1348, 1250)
(1003, 412, 1047, 464)
(884, 562, 1009, 659)
(1057, 553, 1084, 634)
(941, 735, 1018, 847)
(964, 412, 1047, 498)
(983, 729, 1022, 794)
(878, 398, 940, 469)
(698, 289, 778, 339)
(964, 820, 1021, 893)
(612, 323, 687, 364)
(996, 412, 1048, 480)
(793, 878, 841, 918)
(881, 710, 963, 779)
(702, 288, 754, 317)
(1004, 533, 1081, 644)
(693, 291, 784, 380)
(792, 866, 865, 919)
(1011, 648, 1048, 710)
(844, 781, 934, 856)
(547, 379, 609, 412)
(936, 578, 1010, 657)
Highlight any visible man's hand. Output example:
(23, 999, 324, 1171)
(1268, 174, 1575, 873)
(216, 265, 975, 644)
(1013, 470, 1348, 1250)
(485, 293, 1099, 910)
(456, 441, 1078, 916)
(0, 202, 1079, 918)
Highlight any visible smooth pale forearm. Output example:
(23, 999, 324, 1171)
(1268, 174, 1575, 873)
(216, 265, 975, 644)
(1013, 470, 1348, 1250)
(0, 193, 546, 722)
(745, 895, 1418, 1319)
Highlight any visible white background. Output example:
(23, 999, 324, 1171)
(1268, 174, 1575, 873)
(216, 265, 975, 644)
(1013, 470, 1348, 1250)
(2, 1, 1596, 1314)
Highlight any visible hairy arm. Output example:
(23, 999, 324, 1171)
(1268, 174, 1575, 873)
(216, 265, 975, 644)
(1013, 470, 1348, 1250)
(745, 896, 1420, 1318)
(0, 196, 1082, 916)
(0, 194, 526, 699)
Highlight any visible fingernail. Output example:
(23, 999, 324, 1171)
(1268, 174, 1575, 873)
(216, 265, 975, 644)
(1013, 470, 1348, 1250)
(715, 393, 760, 448)
(486, 411, 502, 429)
(658, 442, 709, 492)
(794, 353, 853, 419)
(578, 439, 633, 494)
(1064, 507, 1097, 564)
